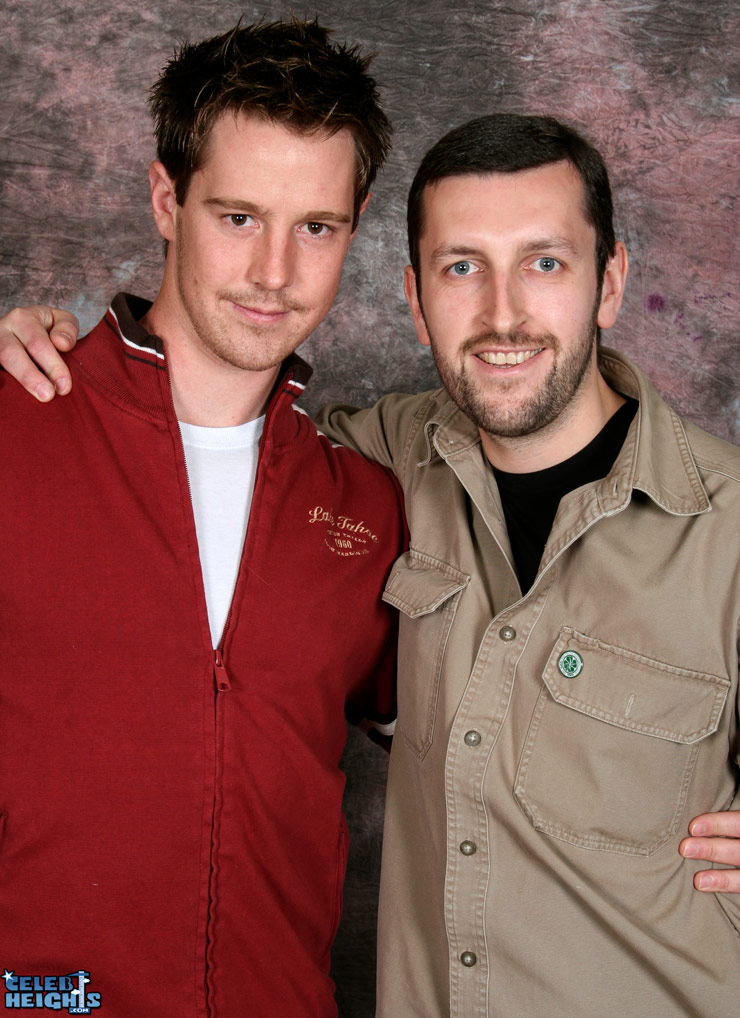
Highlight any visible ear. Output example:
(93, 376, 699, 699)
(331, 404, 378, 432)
(597, 241, 629, 330)
(403, 265, 432, 348)
(349, 193, 371, 242)
(149, 161, 178, 244)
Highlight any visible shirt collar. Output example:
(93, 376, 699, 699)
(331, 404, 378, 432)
(421, 346, 710, 518)
(597, 347, 709, 516)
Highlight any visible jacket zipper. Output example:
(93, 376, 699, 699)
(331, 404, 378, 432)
(159, 360, 293, 1017)
(205, 650, 232, 1018)
(157, 359, 225, 1018)
(213, 649, 232, 692)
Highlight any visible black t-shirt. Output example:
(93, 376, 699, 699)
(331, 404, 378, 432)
(492, 398, 638, 593)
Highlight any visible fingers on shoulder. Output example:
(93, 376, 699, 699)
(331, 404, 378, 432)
(0, 306, 74, 400)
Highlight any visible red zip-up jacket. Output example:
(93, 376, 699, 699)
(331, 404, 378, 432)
(0, 294, 406, 1017)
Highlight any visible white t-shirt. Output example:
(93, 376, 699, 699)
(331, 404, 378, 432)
(178, 416, 265, 646)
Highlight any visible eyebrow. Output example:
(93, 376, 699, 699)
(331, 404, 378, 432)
(519, 236, 582, 259)
(429, 244, 482, 263)
(430, 236, 583, 263)
(203, 197, 352, 224)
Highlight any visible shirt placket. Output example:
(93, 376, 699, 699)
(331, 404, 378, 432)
(435, 446, 515, 1015)
(439, 440, 596, 1017)
(443, 589, 550, 1016)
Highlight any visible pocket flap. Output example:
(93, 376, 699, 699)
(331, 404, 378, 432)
(382, 550, 469, 618)
(543, 628, 730, 744)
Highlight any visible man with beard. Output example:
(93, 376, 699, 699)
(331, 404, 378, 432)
(315, 114, 740, 1017)
(2, 114, 740, 1016)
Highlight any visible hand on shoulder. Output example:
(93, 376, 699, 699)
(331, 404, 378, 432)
(0, 305, 79, 400)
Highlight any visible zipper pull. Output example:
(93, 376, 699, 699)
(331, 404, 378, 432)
(214, 649, 231, 692)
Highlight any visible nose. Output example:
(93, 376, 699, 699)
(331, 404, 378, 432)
(480, 271, 525, 337)
(248, 228, 294, 291)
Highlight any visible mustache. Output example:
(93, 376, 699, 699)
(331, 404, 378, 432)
(220, 290, 307, 314)
(460, 329, 556, 354)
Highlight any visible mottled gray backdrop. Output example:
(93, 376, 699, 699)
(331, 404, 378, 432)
(2, 1, 739, 1014)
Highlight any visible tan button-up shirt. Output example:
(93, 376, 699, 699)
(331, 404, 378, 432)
(317, 349, 740, 1017)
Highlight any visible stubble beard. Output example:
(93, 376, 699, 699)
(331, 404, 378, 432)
(179, 280, 309, 373)
(429, 305, 599, 441)
(174, 226, 308, 373)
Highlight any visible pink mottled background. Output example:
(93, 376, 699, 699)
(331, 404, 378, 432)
(2, 1, 739, 1013)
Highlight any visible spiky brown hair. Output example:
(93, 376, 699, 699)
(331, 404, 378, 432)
(149, 17, 392, 226)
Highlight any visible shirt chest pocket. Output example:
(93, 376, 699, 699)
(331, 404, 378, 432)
(514, 627, 730, 856)
(382, 550, 469, 759)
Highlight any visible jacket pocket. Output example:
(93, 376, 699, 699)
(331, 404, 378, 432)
(383, 549, 469, 759)
(514, 627, 730, 856)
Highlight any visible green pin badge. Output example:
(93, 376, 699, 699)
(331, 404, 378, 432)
(558, 650, 583, 678)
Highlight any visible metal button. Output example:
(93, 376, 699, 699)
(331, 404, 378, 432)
(461, 951, 477, 967)
(499, 625, 516, 641)
(464, 730, 481, 747)
(459, 840, 477, 856)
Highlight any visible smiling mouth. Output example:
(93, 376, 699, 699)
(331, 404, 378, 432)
(228, 302, 294, 326)
(475, 348, 544, 366)
(222, 289, 306, 316)
(234, 303, 288, 316)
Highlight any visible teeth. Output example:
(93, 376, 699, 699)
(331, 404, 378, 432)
(477, 349, 542, 366)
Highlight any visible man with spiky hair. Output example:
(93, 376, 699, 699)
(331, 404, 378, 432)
(0, 19, 406, 1018)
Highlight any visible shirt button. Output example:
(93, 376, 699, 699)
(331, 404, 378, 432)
(499, 625, 516, 641)
(459, 840, 477, 856)
(464, 730, 481, 747)
(461, 951, 477, 967)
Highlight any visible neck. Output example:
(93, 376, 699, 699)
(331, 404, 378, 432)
(480, 370, 625, 474)
(142, 294, 279, 428)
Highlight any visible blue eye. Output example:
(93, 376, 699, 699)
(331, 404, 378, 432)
(532, 257, 559, 273)
(451, 261, 473, 276)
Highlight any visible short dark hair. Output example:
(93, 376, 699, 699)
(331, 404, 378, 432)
(407, 113, 615, 285)
(149, 18, 392, 227)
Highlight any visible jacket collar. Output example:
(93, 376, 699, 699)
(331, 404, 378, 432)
(91, 292, 313, 417)
(422, 346, 710, 518)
